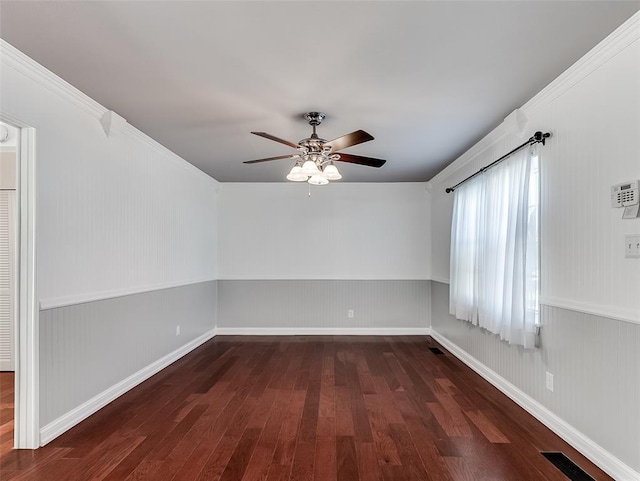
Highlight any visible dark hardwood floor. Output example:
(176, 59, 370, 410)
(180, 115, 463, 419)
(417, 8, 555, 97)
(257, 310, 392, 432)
(0, 372, 14, 456)
(0, 336, 612, 480)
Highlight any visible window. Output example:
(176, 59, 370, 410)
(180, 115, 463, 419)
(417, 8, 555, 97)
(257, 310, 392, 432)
(449, 146, 539, 348)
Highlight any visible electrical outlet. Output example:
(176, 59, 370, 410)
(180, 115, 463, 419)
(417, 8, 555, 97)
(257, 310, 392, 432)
(347, 309, 354, 318)
(545, 372, 554, 392)
(176, 325, 181, 336)
(625, 235, 640, 258)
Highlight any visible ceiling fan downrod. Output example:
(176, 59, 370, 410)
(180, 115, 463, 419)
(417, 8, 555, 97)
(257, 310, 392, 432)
(304, 112, 325, 138)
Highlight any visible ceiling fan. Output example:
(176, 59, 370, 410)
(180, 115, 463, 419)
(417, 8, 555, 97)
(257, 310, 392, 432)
(243, 112, 386, 185)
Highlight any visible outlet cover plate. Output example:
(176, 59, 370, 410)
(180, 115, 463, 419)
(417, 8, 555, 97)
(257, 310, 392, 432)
(625, 235, 640, 258)
(546, 372, 554, 392)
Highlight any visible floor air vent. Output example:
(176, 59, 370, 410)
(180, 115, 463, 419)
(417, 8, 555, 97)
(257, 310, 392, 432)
(541, 452, 594, 481)
(429, 347, 445, 355)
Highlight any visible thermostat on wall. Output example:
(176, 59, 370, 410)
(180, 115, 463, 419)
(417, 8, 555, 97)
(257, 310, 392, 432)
(611, 180, 639, 208)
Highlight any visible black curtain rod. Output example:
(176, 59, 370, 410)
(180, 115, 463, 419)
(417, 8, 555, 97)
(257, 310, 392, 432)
(445, 131, 551, 193)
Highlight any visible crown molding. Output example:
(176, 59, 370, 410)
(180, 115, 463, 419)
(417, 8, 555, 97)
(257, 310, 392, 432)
(0, 39, 105, 118)
(429, 11, 640, 187)
(428, 121, 509, 187)
(100, 110, 128, 138)
(0, 39, 219, 186)
(522, 10, 640, 116)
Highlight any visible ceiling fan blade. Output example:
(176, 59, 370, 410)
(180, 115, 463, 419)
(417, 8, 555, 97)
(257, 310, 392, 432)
(335, 153, 386, 168)
(243, 155, 297, 164)
(251, 132, 299, 149)
(325, 130, 374, 152)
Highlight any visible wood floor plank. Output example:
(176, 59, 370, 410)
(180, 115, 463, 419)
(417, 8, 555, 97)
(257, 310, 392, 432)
(335, 409, 355, 438)
(100, 421, 176, 481)
(190, 430, 242, 481)
(434, 393, 473, 438)
(84, 435, 147, 481)
(364, 404, 401, 467)
(299, 380, 321, 444)
(336, 436, 358, 481)
(290, 442, 315, 481)
(388, 423, 431, 481)
(356, 442, 383, 481)
(271, 390, 305, 467)
(464, 410, 510, 444)
(241, 389, 292, 481)
(13, 456, 79, 481)
(218, 427, 262, 481)
(0, 337, 615, 481)
(313, 436, 336, 481)
(428, 401, 470, 438)
(316, 416, 335, 437)
(265, 464, 290, 481)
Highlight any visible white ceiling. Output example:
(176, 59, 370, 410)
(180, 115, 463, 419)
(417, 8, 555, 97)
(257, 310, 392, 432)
(1, 1, 638, 182)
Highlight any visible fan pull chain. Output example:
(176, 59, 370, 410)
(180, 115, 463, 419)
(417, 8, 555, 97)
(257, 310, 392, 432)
(308, 183, 311, 197)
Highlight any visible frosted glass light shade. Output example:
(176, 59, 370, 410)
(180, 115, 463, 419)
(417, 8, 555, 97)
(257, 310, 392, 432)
(323, 163, 342, 180)
(286, 165, 308, 181)
(301, 159, 321, 176)
(308, 174, 329, 185)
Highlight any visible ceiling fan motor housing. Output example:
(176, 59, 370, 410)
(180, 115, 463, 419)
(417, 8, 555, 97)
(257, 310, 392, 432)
(304, 112, 325, 126)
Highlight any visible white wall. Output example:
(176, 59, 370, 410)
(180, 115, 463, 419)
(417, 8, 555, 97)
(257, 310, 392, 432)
(218, 182, 431, 334)
(537, 40, 639, 322)
(217, 182, 432, 332)
(431, 17, 640, 322)
(429, 13, 640, 479)
(219, 182, 430, 280)
(1, 40, 219, 310)
(1, 39, 219, 444)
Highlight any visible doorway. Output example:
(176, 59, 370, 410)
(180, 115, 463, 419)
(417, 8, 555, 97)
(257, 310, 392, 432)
(0, 117, 39, 450)
(0, 121, 18, 453)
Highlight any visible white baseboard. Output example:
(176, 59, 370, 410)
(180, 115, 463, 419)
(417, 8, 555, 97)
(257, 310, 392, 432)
(40, 329, 216, 446)
(215, 327, 431, 336)
(429, 330, 640, 481)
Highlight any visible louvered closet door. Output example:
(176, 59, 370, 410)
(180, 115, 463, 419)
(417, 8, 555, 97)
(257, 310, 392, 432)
(0, 190, 16, 371)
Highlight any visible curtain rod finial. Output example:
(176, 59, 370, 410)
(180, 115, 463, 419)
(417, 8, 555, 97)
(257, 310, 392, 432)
(532, 131, 552, 145)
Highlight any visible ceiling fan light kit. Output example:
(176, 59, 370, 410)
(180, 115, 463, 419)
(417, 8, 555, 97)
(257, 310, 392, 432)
(244, 112, 387, 185)
(301, 159, 321, 176)
(308, 174, 329, 186)
(323, 163, 342, 180)
(286, 163, 307, 182)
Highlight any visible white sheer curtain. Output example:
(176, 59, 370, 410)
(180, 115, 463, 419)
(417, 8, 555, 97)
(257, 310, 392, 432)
(449, 146, 539, 348)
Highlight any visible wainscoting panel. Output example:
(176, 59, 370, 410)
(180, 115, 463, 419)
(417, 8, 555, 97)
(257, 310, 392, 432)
(431, 280, 640, 476)
(39, 280, 217, 429)
(218, 280, 430, 331)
